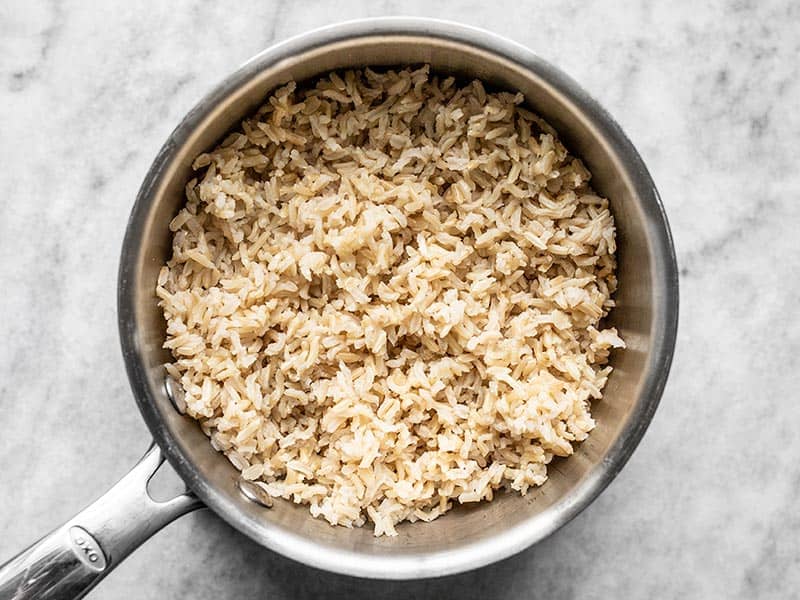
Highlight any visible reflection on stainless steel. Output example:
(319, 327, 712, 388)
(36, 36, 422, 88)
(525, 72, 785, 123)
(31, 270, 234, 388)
(237, 479, 275, 509)
(0, 17, 678, 596)
(164, 374, 187, 413)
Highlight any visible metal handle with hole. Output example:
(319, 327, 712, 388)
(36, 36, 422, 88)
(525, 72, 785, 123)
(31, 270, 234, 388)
(0, 443, 203, 600)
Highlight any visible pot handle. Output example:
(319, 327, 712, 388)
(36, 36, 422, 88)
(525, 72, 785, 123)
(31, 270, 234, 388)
(0, 442, 203, 600)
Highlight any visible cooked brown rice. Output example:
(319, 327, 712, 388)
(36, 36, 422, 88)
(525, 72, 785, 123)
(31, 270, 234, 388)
(157, 65, 624, 536)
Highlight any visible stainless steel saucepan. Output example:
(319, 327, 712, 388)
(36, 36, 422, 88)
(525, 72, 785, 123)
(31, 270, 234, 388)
(0, 17, 678, 599)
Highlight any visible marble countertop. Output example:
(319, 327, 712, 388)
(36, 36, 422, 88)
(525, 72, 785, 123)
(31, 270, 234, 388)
(1, 0, 798, 598)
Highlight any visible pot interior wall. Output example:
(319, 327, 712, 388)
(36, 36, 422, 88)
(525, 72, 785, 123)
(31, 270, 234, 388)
(121, 30, 669, 576)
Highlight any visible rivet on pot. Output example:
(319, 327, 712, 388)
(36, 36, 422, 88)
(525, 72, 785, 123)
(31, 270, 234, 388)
(164, 375, 187, 414)
(237, 479, 274, 508)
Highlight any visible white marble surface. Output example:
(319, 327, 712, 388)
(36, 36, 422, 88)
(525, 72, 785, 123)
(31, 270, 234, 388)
(1, 0, 799, 598)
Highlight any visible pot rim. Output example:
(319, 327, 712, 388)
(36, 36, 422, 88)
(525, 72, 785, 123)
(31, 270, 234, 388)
(118, 16, 679, 579)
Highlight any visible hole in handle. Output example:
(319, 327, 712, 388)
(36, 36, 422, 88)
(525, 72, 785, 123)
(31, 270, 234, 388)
(145, 451, 191, 503)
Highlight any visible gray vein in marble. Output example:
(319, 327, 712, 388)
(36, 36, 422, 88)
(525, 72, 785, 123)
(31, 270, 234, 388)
(4, 0, 65, 92)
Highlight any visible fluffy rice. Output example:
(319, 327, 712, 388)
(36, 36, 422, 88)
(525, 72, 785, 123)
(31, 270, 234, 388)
(157, 65, 624, 536)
